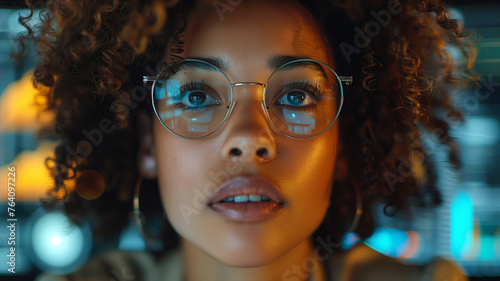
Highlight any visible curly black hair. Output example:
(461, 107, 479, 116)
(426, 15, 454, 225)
(15, 0, 477, 249)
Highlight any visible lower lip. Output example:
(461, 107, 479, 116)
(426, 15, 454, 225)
(209, 202, 284, 222)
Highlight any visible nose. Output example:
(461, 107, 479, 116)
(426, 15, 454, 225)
(221, 133, 276, 162)
(221, 87, 276, 163)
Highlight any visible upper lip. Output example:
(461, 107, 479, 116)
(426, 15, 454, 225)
(208, 175, 286, 204)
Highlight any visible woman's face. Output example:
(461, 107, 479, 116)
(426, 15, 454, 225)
(153, 0, 339, 267)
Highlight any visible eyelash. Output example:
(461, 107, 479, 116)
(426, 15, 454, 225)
(274, 81, 323, 111)
(172, 80, 219, 111)
(171, 80, 322, 112)
(183, 80, 205, 92)
(283, 81, 323, 100)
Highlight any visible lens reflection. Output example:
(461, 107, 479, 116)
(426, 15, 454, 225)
(153, 61, 232, 138)
(264, 59, 341, 138)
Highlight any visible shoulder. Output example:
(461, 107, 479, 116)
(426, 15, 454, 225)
(36, 250, 160, 281)
(421, 257, 469, 281)
(327, 243, 468, 281)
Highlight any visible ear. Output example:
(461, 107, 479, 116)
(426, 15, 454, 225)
(137, 111, 157, 179)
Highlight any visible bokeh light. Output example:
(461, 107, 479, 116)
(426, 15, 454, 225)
(28, 209, 92, 273)
(451, 191, 474, 259)
(75, 169, 106, 200)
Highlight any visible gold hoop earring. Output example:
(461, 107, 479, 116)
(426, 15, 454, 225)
(346, 181, 363, 233)
(133, 175, 165, 242)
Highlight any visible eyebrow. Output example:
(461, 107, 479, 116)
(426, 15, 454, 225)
(178, 57, 226, 71)
(183, 55, 327, 77)
(269, 55, 328, 78)
(267, 55, 312, 69)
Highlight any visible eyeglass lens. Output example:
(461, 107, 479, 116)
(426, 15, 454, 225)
(152, 60, 342, 139)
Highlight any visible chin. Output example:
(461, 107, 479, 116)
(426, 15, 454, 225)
(209, 246, 284, 268)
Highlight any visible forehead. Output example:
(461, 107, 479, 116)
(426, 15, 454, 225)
(180, 0, 331, 73)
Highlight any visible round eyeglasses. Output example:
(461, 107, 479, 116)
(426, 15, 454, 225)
(143, 59, 352, 139)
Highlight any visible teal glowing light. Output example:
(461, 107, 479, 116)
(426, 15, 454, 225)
(29, 209, 92, 272)
(364, 227, 409, 257)
(118, 222, 146, 251)
(479, 235, 496, 261)
(341, 232, 361, 250)
(450, 191, 474, 259)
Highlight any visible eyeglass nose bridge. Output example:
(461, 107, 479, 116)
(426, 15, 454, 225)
(232, 82, 266, 87)
(227, 81, 271, 129)
(230, 81, 269, 111)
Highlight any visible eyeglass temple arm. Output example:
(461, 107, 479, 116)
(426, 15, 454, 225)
(143, 76, 158, 83)
(339, 76, 353, 86)
(143, 75, 353, 85)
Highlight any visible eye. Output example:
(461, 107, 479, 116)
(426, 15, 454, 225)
(275, 90, 315, 107)
(273, 81, 322, 107)
(181, 91, 218, 107)
(176, 81, 221, 109)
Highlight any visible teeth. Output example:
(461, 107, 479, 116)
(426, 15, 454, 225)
(234, 195, 248, 203)
(249, 194, 262, 202)
(220, 194, 272, 203)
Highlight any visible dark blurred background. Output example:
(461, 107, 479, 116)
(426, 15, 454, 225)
(0, 0, 499, 280)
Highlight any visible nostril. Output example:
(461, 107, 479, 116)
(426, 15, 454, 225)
(256, 148, 268, 158)
(229, 148, 243, 156)
(222, 135, 276, 162)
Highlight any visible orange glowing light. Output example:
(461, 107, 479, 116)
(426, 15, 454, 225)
(0, 141, 73, 202)
(0, 70, 52, 131)
(75, 170, 106, 200)
(399, 231, 421, 259)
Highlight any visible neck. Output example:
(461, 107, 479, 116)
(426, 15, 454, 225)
(181, 237, 326, 281)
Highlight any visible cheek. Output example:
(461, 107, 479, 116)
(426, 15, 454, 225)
(152, 124, 219, 225)
(277, 129, 337, 222)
